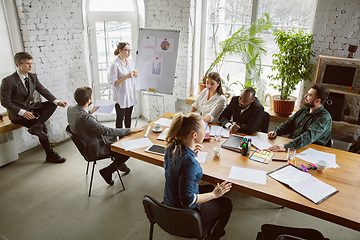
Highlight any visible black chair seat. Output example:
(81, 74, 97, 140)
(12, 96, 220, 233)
(256, 224, 329, 240)
(142, 195, 220, 240)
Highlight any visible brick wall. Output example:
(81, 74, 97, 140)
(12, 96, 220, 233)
(309, 0, 360, 140)
(13, 0, 88, 153)
(141, 0, 193, 121)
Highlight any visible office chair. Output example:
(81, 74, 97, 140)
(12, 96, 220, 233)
(256, 224, 329, 240)
(142, 195, 220, 240)
(325, 138, 333, 148)
(258, 111, 271, 133)
(65, 125, 125, 196)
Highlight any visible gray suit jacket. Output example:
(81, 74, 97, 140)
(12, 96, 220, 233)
(0, 72, 56, 121)
(67, 104, 132, 160)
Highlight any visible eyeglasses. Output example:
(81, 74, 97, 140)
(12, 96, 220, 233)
(123, 49, 132, 53)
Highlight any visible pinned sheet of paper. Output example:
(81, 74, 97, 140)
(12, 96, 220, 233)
(229, 166, 267, 185)
(121, 138, 153, 151)
(196, 152, 207, 163)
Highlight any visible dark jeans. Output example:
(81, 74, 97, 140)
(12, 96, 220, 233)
(196, 185, 233, 235)
(12, 101, 57, 155)
(109, 152, 130, 170)
(115, 104, 133, 128)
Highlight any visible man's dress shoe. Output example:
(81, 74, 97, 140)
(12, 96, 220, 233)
(28, 123, 47, 139)
(99, 168, 114, 186)
(46, 151, 66, 163)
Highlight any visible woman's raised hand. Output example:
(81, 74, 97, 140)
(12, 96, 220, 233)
(212, 181, 232, 199)
(194, 144, 203, 155)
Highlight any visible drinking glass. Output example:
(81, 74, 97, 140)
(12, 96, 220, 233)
(287, 148, 296, 165)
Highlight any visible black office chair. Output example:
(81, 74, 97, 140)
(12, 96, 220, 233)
(65, 125, 125, 196)
(258, 111, 271, 133)
(142, 195, 220, 240)
(256, 224, 329, 240)
(325, 138, 333, 148)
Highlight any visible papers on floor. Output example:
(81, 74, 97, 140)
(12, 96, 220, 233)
(296, 148, 339, 168)
(154, 118, 173, 128)
(120, 137, 153, 151)
(268, 165, 338, 204)
(244, 136, 272, 150)
(209, 126, 230, 138)
(196, 152, 207, 163)
(157, 128, 169, 141)
(228, 166, 266, 185)
(93, 99, 115, 115)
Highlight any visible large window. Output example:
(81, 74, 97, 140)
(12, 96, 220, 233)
(202, 0, 317, 103)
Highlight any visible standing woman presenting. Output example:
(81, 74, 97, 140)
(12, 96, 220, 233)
(108, 42, 138, 128)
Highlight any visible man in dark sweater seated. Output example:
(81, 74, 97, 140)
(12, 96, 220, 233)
(219, 87, 264, 135)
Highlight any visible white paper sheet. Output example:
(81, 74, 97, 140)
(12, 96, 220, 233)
(154, 118, 173, 128)
(296, 148, 339, 168)
(228, 166, 267, 185)
(121, 138, 153, 151)
(244, 136, 272, 150)
(209, 126, 230, 138)
(157, 128, 169, 141)
(196, 152, 207, 163)
(93, 99, 116, 116)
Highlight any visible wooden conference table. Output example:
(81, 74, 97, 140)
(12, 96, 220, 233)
(111, 113, 360, 231)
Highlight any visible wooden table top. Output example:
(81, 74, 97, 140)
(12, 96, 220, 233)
(111, 113, 360, 231)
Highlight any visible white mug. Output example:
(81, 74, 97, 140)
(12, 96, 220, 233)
(316, 160, 328, 172)
(154, 123, 161, 130)
(213, 147, 221, 157)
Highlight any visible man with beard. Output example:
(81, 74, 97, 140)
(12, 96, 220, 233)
(220, 87, 264, 135)
(268, 84, 332, 152)
(67, 86, 143, 185)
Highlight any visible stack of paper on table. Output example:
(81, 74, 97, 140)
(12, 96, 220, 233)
(209, 126, 230, 138)
(120, 138, 153, 151)
(229, 166, 266, 185)
(154, 118, 172, 128)
(268, 165, 338, 204)
(296, 148, 339, 168)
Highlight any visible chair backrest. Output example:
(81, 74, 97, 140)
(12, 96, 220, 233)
(258, 111, 270, 133)
(276, 235, 306, 240)
(325, 138, 333, 148)
(260, 224, 328, 240)
(65, 125, 88, 160)
(142, 195, 205, 239)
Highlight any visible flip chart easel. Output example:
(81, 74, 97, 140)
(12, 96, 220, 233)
(135, 90, 166, 126)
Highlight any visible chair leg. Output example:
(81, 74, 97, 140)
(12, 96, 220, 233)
(88, 161, 96, 196)
(149, 222, 154, 240)
(86, 161, 90, 175)
(116, 169, 126, 190)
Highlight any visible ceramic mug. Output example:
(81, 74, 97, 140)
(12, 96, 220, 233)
(316, 160, 328, 171)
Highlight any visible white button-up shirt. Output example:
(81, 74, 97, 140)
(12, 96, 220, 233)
(108, 57, 137, 108)
(192, 88, 226, 123)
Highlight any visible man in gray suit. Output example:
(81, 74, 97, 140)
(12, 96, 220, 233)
(0, 52, 67, 163)
(67, 86, 143, 185)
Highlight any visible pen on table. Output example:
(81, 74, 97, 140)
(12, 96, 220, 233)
(144, 126, 151, 138)
(205, 123, 208, 132)
(272, 159, 287, 162)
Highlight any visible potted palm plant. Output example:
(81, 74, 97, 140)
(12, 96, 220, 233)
(200, 13, 272, 92)
(268, 28, 315, 115)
